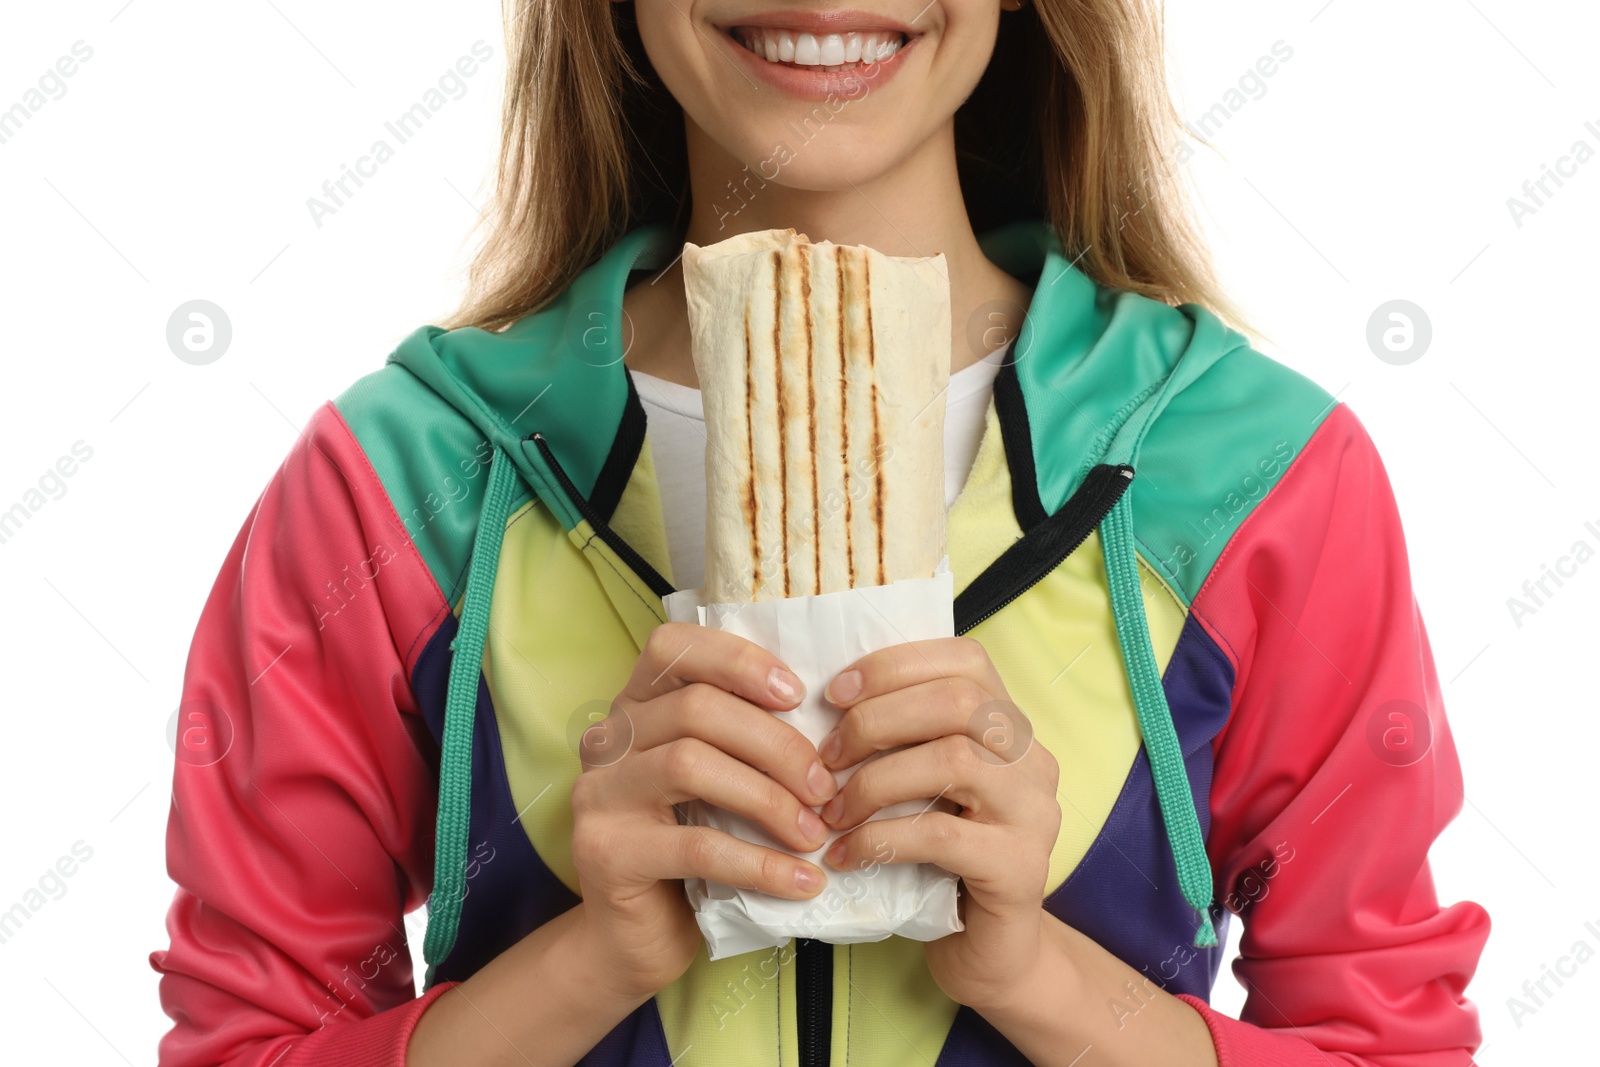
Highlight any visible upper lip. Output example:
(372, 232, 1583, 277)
(716, 9, 922, 37)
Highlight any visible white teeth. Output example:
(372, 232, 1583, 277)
(737, 27, 905, 68)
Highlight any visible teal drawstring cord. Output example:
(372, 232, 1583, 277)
(422, 444, 522, 988)
(1100, 491, 1219, 948)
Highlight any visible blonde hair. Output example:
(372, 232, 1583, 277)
(443, 0, 1251, 337)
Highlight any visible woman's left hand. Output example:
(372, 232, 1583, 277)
(816, 636, 1063, 1013)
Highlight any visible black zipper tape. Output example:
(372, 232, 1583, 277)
(954, 463, 1135, 634)
(796, 937, 831, 1067)
(529, 432, 676, 601)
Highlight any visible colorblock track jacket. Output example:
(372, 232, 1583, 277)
(151, 218, 1490, 1066)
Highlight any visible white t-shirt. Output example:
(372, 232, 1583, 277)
(630, 345, 1008, 591)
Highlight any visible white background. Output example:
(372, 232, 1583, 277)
(1, 1, 1595, 1063)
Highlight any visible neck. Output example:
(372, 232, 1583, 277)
(684, 119, 976, 266)
(622, 118, 1031, 388)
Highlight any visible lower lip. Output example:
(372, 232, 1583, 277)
(721, 31, 916, 101)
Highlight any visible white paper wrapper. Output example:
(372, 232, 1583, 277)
(661, 557, 965, 960)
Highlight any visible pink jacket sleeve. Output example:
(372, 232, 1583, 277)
(149, 402, 461, 1065)
(1174, 403, 1491, 1065)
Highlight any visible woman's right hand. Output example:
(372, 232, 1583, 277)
(569, 622, 839, 1001)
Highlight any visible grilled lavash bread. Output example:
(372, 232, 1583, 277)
(683, 228, 950, 603)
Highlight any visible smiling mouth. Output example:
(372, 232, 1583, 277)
(730, 27, 910, 71)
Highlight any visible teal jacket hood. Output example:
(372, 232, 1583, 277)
(387, 219, 1253, 527)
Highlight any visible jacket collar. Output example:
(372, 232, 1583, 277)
(550, 218, 1091, 527)
(390, 217, 1234, 542)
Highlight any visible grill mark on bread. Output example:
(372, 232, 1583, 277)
(687, 230, 947, 603)
(800, 244, 819, 595)
(865, 252, 885, 586)
(773, 248, 790, 598)
(838, 250, 853, 588)
(743, 305, 760, 600)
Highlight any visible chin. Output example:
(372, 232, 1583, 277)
(756, 152, 903, 195)
(693, 109, 932, 201)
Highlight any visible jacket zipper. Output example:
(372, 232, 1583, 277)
(529, 432, 675, 600)
(536, 429, 838, 1066)
(796, 938, 831, 1067)
(953, 463, 1135, 634)
(535, 434, 1131, 1067)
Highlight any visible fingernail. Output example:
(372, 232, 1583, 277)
(825, 670, 862, 705)
(768, 667, 803, 704)
(819, 730, 843, 766)
(799, 806, 827, 843)
(795, 866, 822, 891)
(822, 793, 845, 824)
(825, 841, 846, 867)
(807, 760, 835, 800)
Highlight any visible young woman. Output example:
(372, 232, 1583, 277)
(151, 2, 1491, 1065)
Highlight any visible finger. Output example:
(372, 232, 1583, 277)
(821, 734, 999, 832)
(822, 636, 997, 709)
(820, 677, 1032, 772)
(609, 682, 837, 805)
(822, 811, 988, 881)
(624, 621, 805, 710)
(620, 737, 834, 855)
(652, 824, 828, 900)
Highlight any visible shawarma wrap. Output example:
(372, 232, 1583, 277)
(682, 228, 950, 603)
